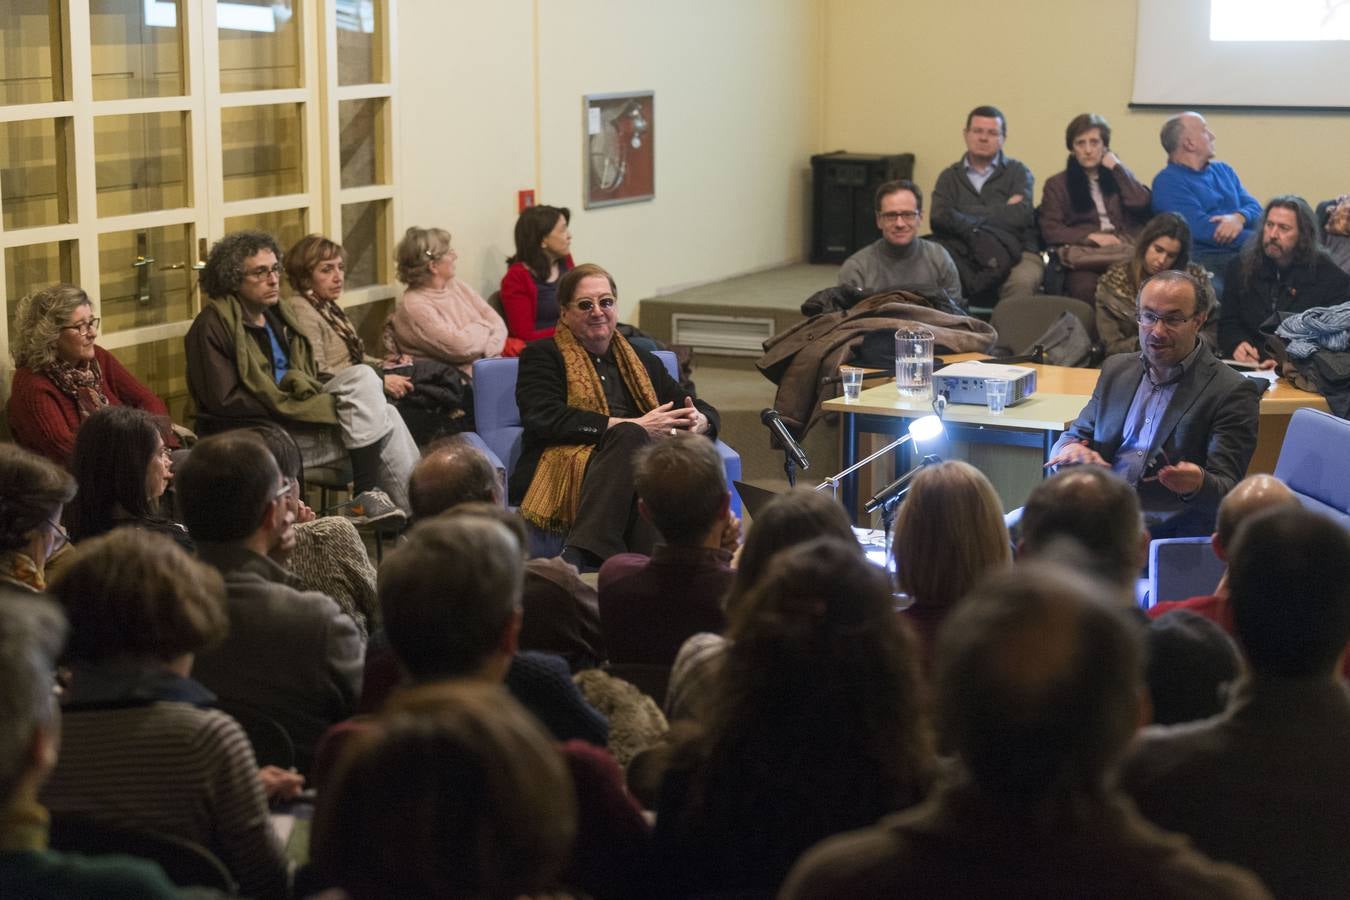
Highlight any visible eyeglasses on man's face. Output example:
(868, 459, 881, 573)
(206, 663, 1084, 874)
(879, 211, 920, 224)
(1136, 309, 1200, 330)
(572, 297, 616, 313)
(60, 317, 101, 336)
(45, 517, 68, 555)
(244, 263, 283, 282)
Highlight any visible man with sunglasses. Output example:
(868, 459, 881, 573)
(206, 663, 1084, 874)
(512, 263, 720, 570)
(1048, 270, 1261, 539)
(837, 180, 962, 301)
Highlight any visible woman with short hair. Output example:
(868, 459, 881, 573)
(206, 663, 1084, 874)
(501, 204, 574, 342)
(42, 530, 295, 899)
(7, 283, 176, 466)
(0, 444, 76, 591)
(1038, 113, 1153, 302)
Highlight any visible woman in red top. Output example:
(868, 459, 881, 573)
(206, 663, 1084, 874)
(500, 205, 574, 342)
(7, 283, 175, 466)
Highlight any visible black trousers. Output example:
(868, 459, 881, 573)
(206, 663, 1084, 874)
(566, 423, 659, 561)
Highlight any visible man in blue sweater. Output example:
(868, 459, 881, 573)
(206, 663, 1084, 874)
(1152, 112, 1262, 293)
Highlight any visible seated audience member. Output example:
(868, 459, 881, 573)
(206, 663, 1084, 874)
(42, 531, 293, 899)
(838, 180, 962, 300)
(1048, 270, 1261, 539)
(0, 595, 180, 900)
(1147, 473, 1299, 631)
(1021, 467, 1243, 726)
(1039, 113, 1153, 302)
(185, 230, 414, 522)
(7, 283, 178, 467)
(1321, 193, 1350, 274)
(311, 682, 577, 900)
(1095, 213, 1218, 356)
(0, 445, 76, 592)
(378, 514, 607, 746)
(175, 431, 365, 772)
(1151, 112, 1261, 287)
(385, 226, 520, 373)
(664, 487, 855, 724)
(1122, 506, 1350, 898)
(285, 233, 473, 446)
(512, 263, 720, 568)
(502, 204, 575, 342)
(248, 424, 378, 637)
(653, 537, 934, 898)
(781, 563, 1269, 899)
(1219, 195, 1350, 367)
(893, 460, 1011, 669)
(930, 105, 1043, 304)
(67, 406, 191, 551)
(407, 437, 604, 669)
(597, 434, 738, 667)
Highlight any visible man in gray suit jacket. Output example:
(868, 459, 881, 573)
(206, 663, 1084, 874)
(1048, 270, 1262, 538)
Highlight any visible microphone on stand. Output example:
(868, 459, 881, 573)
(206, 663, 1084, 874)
(761, 408, 810, 470)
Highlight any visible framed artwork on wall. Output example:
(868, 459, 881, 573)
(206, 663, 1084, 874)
(583, 91, 654, 208)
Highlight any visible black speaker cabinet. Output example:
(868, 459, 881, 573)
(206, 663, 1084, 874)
(810, 151, 915, 264)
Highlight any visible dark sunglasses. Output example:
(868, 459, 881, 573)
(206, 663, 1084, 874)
(573, 297, 616, 312)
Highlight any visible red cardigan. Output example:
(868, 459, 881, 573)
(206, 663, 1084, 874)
(499, 254, 574, 342)
(7, 345, 172, 466)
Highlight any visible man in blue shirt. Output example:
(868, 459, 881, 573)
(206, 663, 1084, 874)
(1047, 270, 1261, 538)
(1152, 112, 1262, 292)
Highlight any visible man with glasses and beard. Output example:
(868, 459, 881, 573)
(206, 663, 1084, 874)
(1047, 270, 1261, 539)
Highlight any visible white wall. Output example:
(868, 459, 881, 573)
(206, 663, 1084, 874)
(397, 0, 823, 309)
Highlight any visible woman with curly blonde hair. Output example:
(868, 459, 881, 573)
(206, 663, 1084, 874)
(7, 283, 176, 465)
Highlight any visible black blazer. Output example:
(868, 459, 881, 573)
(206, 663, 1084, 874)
(1052, 344, 1262, 527)
(509, 338, 720, 504)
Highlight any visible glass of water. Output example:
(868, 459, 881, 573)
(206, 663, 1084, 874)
(840, 365, 864, 402)
(895, 328, 934, 401)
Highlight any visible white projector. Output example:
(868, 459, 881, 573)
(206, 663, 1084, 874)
(933, 361, 1037, 406)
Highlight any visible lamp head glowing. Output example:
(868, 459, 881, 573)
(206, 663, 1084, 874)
(907, 414, 944, 443)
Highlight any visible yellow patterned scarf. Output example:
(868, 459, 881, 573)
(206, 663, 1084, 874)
(520, 327, 658, 533)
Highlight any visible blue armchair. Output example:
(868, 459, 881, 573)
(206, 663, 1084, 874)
(1274, 407, 1350, 529)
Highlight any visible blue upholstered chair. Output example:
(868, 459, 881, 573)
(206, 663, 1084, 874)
(471, 351, 742, 516)
(1147, 536, 1225, 608)
(1273, 407, 1350, 529)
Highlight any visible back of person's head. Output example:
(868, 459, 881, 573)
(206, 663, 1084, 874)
(938, 562, 1143, 809)
(378, 515, 523, 680)
(0, 594, 66, 806)
(894, 461, 1010, 611)
(0, 444, 77, 555)
(432, 502, 529, 558)
(1020, 467, 1144, 589)
(312, 681, 576, 900)
(51, 530, 227, 666)
(174, 431, 281, 543)
(246, 423, 305, 483)
(707, 536, 932, 811)
(728, 488, 854, 614)
(69, 406, 165, 541)
(1228, 506, 1350, 679)
(634, 433, 727, 545)
(407, 436, 502, 520)
(1145, 610, 1241, 725)
(1215, 473, 1298, 552)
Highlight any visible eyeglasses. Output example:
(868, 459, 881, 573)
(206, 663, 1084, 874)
(157, 445, 173, 462)
(572, 297, 616, 312)
(1136, 309, 1200, 330)
(879, 211, 920, 224)
(967, 127, 1003, 138)
(60, 317, 101, 336)
(244, 264, 283, 281)
(45, 517, 68, 556)
(273, 477, 294, 501)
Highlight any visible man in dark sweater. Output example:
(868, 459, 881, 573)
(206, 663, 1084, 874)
(597, 433, 739, 666)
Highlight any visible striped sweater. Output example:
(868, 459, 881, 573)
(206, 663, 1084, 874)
(40, 701, 288, 899)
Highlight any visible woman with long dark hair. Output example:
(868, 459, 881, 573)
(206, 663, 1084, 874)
(1095, 212, 1218, 355)
(68, 406, 192, 551)
(653, 537, 934, 897)
(1038, 113, 1153, 302)
(500, 205, 573, 342)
